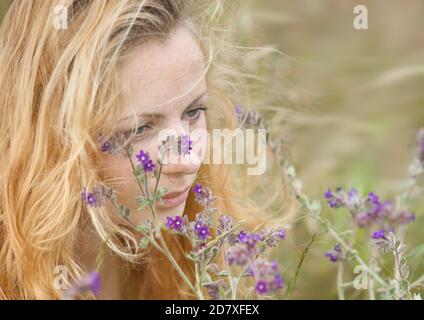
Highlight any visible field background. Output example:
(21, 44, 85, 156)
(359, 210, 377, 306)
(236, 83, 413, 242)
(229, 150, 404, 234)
(1, 0, 423, 299)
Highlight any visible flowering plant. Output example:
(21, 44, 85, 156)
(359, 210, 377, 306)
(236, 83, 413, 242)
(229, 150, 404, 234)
(290, 127, 424, 300)
(78, 124, 287, 300)
(69, 105, 423, 300)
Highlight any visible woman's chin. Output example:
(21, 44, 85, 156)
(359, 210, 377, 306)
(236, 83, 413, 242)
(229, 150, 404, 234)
(155, 200, 188, 220)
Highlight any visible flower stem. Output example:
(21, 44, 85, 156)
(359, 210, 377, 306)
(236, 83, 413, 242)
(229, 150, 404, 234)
(143, 171, 157, 219)
(337, 262, 345, 300)
(125, 148, 147, 199)
(194, 262, 205, 300)
(156, 231, 199, 298)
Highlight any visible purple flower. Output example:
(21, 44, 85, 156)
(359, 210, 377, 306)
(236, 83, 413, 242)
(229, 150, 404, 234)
(166, 215, 185, 231)
(87, 193, 96, 207)
(250, 259, 285, 295)
(197, 225, 210, 240)
(192, 183, 216, 208)
(100, 141, 111, 153)
(166, 216, 174, 228)
(325, 244, 343, 263)
(238, 230, 248, 243)
(278, 228, 286, 240)
(273, 274, 285, 289)
(193, 183, 203, 194)
(136, 150, 148, 163)
(194, 219, 203, 232)
(371, 229, 385, 240)
(325, 252, 339, 263)
(181, 134, 192, 156)
(63, 271, 101, 299)
(325, 187, 415, 228)
(324, 188, 345, 209)
(136, 150, 155, 172)
(98, 133, 128, 155)
(255, 281, 268, 294)
(238, 231, 262, 248)
(81, 185, 109, 208)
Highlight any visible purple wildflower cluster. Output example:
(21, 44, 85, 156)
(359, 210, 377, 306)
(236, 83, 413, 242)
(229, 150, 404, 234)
(136, 150, 155, 172)
(165, 183, 215, 240)
(164, 183, 287, 297)
(226, 228, 286, 295)
(98, 132, 128, 155)
(324, 188, 415, 228)
(192, 183, 216, 208)
(166, 215, 185, 232)
(250, 259, 285, 295)
(324, 244, 344, 263)
(165, 185, 213, 241)
(194, 219, 211, 240)
(81, 185, 112, 208)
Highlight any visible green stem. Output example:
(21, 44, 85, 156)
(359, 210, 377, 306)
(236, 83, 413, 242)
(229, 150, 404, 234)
(143, 171, 157, 219)
(153, 163, 164, 199)
(194, 261, 205, 300)
(125, 148, 146, 198)
(337, 262, 345, 300)
(326, 226, 389, 289)
(287, 232, 317, 298)
(222, 242, 235, 300)
(156, 231, 198, 298)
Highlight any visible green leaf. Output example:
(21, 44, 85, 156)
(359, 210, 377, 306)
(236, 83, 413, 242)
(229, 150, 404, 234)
(137, 196, 150, 211)
(157, 187, 168, 197)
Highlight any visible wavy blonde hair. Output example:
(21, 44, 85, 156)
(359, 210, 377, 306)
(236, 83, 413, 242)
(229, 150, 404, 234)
(0, 0, 297, 299)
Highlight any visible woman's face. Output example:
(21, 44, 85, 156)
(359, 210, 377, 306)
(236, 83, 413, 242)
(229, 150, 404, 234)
(100, 25, 208, 226)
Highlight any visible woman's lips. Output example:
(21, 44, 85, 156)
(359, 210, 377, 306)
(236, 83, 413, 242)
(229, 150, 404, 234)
(157, 185, 191, 209)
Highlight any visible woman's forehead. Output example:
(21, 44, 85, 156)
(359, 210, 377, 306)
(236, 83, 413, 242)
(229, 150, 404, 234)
(119, 26, 207, 119)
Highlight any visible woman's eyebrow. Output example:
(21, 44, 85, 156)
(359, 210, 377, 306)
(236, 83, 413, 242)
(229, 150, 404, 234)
(117, 91, 208, 123)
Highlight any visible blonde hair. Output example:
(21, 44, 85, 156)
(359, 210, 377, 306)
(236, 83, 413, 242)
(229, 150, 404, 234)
(0, 0, 297, 299)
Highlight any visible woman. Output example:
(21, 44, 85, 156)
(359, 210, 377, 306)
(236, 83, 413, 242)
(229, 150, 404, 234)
(0, 0, 296, 299)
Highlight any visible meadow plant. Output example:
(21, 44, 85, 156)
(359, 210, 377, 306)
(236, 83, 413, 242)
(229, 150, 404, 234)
(78, 126, 287, 300)
(72, 105, 423, 300)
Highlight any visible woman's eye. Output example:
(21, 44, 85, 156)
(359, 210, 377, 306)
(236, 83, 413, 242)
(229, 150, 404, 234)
(126, 125, 151, 138)
(184, 105, 207, 121)
(135, 125, 149, 135)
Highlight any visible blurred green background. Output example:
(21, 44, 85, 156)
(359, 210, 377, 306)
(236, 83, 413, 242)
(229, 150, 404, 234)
(1, 0, 423, 299)
(240, 0, 424, 299)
